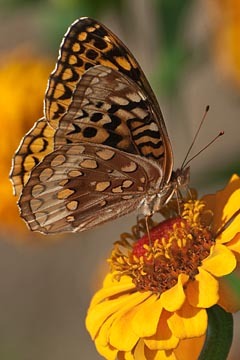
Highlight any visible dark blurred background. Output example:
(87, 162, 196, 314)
(0, 0, 239, 359)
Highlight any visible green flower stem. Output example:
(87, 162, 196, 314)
(198, 305, 233, 360)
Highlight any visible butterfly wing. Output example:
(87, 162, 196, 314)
(10, 118, 54, 196)
(10, 17, 176, 234)
(19, 143, 163, 234)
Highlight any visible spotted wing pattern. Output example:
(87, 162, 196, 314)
(45, 17, 162, 128)
(10, 17, 177, 234)
(10, 118, 54, 196)
(54, 65, 167, 162)
(19, 143, 163, 234)
(46, 17, 172, 172)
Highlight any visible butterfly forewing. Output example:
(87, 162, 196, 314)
(19, 143, 163, 233)
(45, 18, 167, 131)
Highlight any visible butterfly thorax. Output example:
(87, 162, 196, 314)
(138, 186, 172, 217)
(138, 167, 190, 217)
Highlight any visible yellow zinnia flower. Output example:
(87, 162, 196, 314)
(86, 174, 240, 360)
(0, 50, 52, 234)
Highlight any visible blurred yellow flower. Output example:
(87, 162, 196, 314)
(86, 174, 240, 360)
(0, 50, 52, 234)
(206, 0, 240, 87)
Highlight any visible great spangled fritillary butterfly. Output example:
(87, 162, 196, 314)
(10, 17, 189, 234)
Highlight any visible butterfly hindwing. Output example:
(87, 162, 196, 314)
(19, 142, 163, 233)
(54, 65, 168, 163)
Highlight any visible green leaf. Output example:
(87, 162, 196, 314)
(156, 0, 192, 46)
(198, 305, 233, 360)
(155, 45, 189, 96)
(226, 272, 240, 297)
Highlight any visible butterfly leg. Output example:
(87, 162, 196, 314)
(176, 184, 193, 214)
(145, 215, 152, 246)
(174, 188, 182, 215)
(135, 214, 142, 239)
(187, 186, 193, 200)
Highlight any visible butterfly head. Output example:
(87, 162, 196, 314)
(171, 166, 190, 189)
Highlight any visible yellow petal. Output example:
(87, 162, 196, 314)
(89, 273, 135, 309)
(95, 314, 116, 347)
(134, 340, 177, 360)
(168, 302, 207, 338)
(109, 303, 142, 350)
(96, 301, 140, 350)
(202, 244, 236, 276)
(95, 338, 117, 360)
(133, 340, 147, 360)
(92, 291, 152, 352)
(144, 310, 179, 350)
(227, 233, 240, 260)
(174, 336, 205, 360)
(131, 294, 162, 337)
(160, 273, 189, 311)
(217, 207, 240, 244)
(186, 267, 219, 308)
(118, 350, 135, 360)
(202, 174, 240, 242)
(86, 290, 151, 339)
(145, 347, 177, 360)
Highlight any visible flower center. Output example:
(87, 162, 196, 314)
(109, 200, 215, 294)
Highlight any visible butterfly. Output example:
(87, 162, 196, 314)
(10, 17, 189, 234)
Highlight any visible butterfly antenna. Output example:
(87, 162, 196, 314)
(181, 105, 210, 169)
(183, 131, 224, 168)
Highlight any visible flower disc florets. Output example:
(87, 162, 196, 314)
(110, 200, 215, 294)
